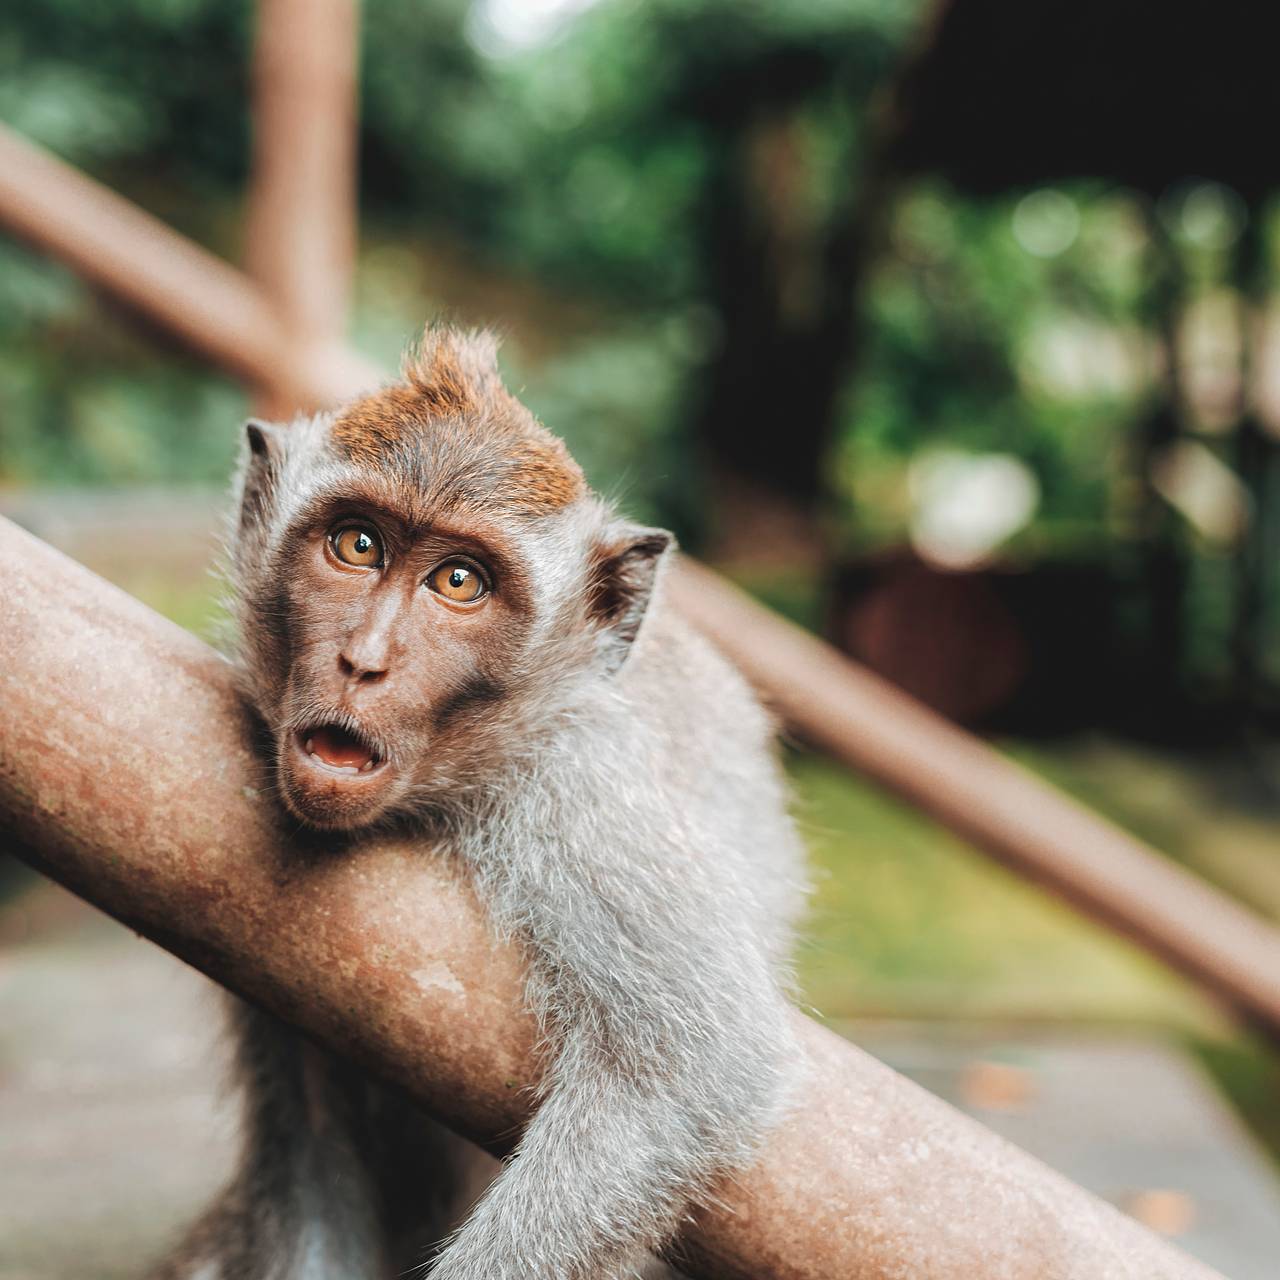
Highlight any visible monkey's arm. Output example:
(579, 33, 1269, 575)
(433, 753, 795, 1280)
(432, 925, 791, 1280)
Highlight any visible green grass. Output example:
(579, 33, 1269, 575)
(789, 754, 1217, 1030)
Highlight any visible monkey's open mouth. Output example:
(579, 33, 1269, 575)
(295, 723, 387, 776)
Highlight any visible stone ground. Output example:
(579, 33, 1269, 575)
(3, 878, 1280, 1280)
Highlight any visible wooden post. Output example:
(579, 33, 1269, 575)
(245, 0, 361, 416)
(0, 516, 1224, 1280)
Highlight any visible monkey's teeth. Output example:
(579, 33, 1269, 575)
(299, 727, 379, 774)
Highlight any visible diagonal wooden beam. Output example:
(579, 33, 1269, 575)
(0, 515, 1224, 1280)
(0, 123, 380, 410)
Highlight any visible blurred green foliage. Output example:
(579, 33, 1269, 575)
(0, 0, 1139, 521)
(0, 0, 1274, 702)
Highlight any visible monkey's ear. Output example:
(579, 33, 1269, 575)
(238, 418, 287, 531)
(245, 417, 285, 460)
(588, 523, 674, 669)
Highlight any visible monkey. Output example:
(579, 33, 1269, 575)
(152, 325, 807, 1280)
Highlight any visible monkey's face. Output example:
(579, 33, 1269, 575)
(232, 327, 672, 832)
(259, 493, 547, 831)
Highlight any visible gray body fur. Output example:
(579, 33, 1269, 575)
(152, 340, 807, 1280)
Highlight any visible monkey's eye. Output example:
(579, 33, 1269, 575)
(330, 525, 384, 567)
(427, 559, 488, 603)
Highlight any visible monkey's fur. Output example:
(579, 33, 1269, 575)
(154, 327, 807, 1280)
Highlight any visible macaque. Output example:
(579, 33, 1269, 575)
(154, 326, 807, 1280)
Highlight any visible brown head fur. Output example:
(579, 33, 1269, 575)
(330, 328, 586, 517)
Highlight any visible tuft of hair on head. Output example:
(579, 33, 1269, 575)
(330, 323, 588, 517)
(401, 325, 508, 417)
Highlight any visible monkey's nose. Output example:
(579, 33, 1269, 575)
(338, 651, 388, 685)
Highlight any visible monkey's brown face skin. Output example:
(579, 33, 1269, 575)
(269, 498, 535, 831)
